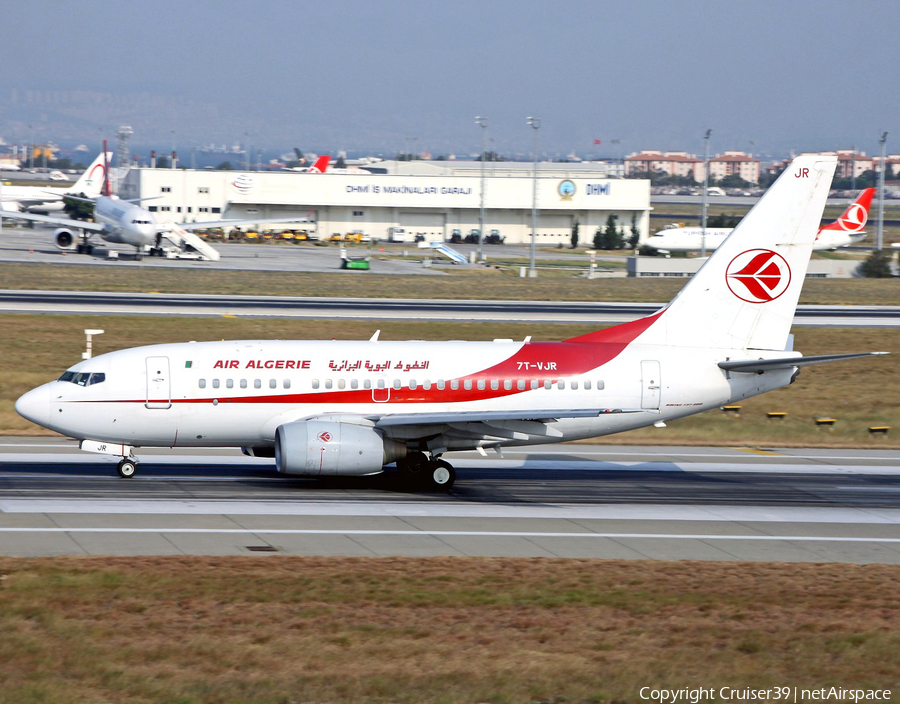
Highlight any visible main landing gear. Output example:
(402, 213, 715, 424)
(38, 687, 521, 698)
(396, 451, 456, 491)
(116, 458, 138, 478)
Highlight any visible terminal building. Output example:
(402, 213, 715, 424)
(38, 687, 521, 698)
(119, 161, 650, 245)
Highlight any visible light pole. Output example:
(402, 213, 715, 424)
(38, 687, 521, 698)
(404, 136, 417, 161)
(701, 129, 712, 258)
(476, 116, 488, 261)
(877, 131, 888, 251)
(527, 116, 541, 278)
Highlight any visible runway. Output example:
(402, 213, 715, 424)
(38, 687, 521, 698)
(1, 289, 897, 326)
(2, 438, 900, 562)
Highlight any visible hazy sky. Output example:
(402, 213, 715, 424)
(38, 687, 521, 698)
(1, 0, 897, 160)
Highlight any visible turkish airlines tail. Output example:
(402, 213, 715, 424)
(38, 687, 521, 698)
(66, 152, 112, 198)
(646, 154, 838, 352)
(308, 155, 330, 173)
(818, 187, 875, 235)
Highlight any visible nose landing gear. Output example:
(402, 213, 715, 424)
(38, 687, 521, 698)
(116, 458, 138, 478)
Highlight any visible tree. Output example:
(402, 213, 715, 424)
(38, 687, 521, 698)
(216, 161, 234, 170)
(859, 249, 894, 278)
(63, 192, 94, 221)
(335, 155, 347, 169)
(629, 213, 640, 248)
(156, 156, 170, 169)
(718, 173, 751, 189)
(593, 214, 623, 250)
(571, 221, 579, 249)
(707, 213, 742, 228)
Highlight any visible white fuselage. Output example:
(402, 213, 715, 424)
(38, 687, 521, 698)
(93, 196, 157, 247)
(646, 226, 864, 253)
(16, 338, 792, 452)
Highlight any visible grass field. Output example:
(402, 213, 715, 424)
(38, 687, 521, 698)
(0, 556, 898, 703)
(1, 262, 899, 305)
(2, 314, 897, 447)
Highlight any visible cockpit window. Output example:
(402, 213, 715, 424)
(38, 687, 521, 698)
(57, 371, 106, 386)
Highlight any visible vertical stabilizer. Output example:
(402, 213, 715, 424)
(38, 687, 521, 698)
(67, 152, 113, 198)
(651, 155, 837, 351)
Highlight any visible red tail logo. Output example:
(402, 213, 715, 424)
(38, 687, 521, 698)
(308, 155, 331, 173)
(726, 249, 792, 304)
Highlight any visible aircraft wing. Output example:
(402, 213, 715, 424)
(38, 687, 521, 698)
(0, 209, 106, 232)
(719, 352, 888, 374)
(169, 216, 312, 231)
(373, 408, 644, 427)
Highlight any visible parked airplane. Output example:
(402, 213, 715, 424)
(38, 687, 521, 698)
(284, 155, 331, 173)
(4, 153, 312, 261)
(15, 156, 886, 489)
(0, 152, 110, 213)
(645, 188, 876, 253)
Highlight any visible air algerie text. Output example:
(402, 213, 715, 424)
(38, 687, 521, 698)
(213, 360, 311, 369)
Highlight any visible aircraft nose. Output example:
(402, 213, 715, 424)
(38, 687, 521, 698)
(15, 385, 51, 427)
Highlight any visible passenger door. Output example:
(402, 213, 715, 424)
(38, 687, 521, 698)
(145, 356, 172, 409)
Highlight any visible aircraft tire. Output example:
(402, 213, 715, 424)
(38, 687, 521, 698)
(425, 460, 455, 491)
(397, 451, 428, 477)
(117, 459, 137, 479)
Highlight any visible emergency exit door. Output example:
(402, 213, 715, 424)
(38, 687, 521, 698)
(146, 356, 172, 409)
(641, 360, 661, 410)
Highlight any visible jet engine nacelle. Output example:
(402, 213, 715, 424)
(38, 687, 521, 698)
(275, 420, 405, 476)
(54, 228, 77, 250)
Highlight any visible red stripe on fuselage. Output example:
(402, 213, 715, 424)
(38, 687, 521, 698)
(73, 312, 664, 406)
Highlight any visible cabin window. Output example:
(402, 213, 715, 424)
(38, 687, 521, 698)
(392, 379, 402, 390)
(463, 380, 473, 391)
(409, 379, 417, 390)
(312, 379, 320, 390)
(269, 379, 277, 389)
(570, 380, 579, 390)
(350, 379, 359, 389)
(226, 379, 234, 389)
(557, 381, 565, 390)
(212, 379, 220, 389)
(254, 379, 262, 389)
(450, 380, 459, 391)
(530, 380, 539, 390)
(338, 379, 346, 390)
(517, 380, 526, 391)
(503, 379, 512, 391)
(437, 380, 445, 390)
(597, 380, 605, 390)
(283, 379, 291, 389)
(198, 379, 206, 389)
(584, 380, 591, 390)
(376, 379, 386, 389)
(423, 380, 432, 390)
(239, 379, 246, 389)
(364, 379, 372, 390)
(477, 380, 485, 391)
(325, 379, 333, 390)
(544, 380, 552, 390)
(490, 380, 499, 391)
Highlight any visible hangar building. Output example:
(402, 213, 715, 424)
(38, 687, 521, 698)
(119, 161, 650, 245)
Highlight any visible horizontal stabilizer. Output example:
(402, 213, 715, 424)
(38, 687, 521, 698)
(373, 408, 644, 427)
(719, 351, 888, 373)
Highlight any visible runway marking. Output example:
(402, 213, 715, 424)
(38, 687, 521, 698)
(737, 448, 783, 456)
(0, 527, 898, 542)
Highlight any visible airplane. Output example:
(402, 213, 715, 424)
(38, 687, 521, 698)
(15, 155, 887, 490)
(0, 152, 110, 213)
(3, 150, 312, 261)
(645, 188, 876, 253)
(283, 155, 331, 173)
